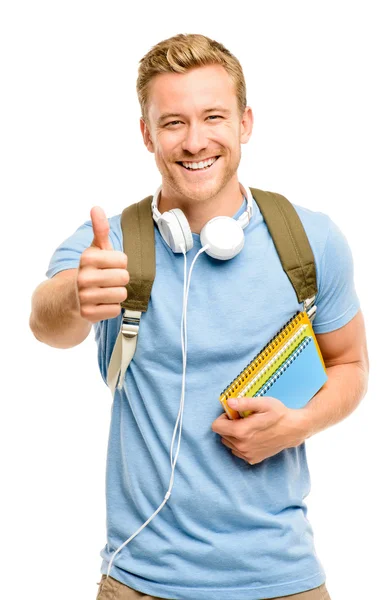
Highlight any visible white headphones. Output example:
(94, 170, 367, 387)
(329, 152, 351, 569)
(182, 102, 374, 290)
(151, 183, 254, 260)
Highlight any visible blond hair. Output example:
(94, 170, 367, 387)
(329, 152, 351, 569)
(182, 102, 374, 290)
(137, 33, 247, 124)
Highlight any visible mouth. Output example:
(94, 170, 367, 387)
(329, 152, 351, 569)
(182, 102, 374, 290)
(176, 156, 220, 173)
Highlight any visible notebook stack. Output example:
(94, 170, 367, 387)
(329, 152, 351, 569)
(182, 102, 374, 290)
(219, 310, 327, 419)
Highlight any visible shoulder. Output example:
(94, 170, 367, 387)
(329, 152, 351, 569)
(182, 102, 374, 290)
(291, 202, 332, 242)
(252, 189, 333, 254)
(290, 200, 354, 279)
(277, 200, 334, 263)
(287, 203, 360, 333)
(291, 202, 353, 265)
(288, 202, 355, 281)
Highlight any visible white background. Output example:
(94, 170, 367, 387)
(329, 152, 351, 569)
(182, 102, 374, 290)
(1, 1, 389, 599)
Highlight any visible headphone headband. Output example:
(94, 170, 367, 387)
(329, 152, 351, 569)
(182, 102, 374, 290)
(151, 183, 253, 228)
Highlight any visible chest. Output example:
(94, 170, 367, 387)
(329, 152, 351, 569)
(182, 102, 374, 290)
(134, 234, 302, 377)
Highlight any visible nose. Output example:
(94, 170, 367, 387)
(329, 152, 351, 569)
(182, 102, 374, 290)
(181, 123, 208, 156)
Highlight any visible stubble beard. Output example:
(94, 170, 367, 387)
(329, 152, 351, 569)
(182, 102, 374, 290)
(159, 147, 242, 205)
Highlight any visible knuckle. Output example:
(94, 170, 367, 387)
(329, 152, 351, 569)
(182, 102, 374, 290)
(80, 247, 97, 266)
(113, 304, 122, 317)
(78, 288, 92, 303)
(236, 441, 246, 453)
(118, 251, 128, 268)
(121, 270, 130, 285)
(77, 272, 90, 289)
(80, 305, 93, 319)
(105, 305, 121, 320)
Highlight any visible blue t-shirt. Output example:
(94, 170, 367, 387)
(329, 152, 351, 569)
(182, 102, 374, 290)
(46, 193, 360, 600)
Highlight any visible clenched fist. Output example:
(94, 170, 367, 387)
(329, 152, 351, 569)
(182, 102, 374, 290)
(76, 207, 130, 323)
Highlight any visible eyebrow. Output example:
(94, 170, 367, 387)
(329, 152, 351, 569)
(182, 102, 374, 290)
(157, 107, 231, 126)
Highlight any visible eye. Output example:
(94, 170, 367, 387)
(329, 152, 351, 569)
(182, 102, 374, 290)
(207, 115, 222, 121)
(165, 120, 182, 127)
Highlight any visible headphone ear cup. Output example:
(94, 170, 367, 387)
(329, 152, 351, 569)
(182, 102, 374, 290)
(200, 216, 245, 260)
(157, 208, 194, 253)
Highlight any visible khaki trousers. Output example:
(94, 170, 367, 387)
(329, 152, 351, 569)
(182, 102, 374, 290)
(96, 575, 331, 600)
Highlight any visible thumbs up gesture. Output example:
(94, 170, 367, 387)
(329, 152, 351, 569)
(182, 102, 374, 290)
(76, 207, 130, 323)
(90, 206, 114, 251)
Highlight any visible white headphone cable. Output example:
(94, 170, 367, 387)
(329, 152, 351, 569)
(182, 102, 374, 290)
(169, 242, 209, 466)
(103, 243, 210, 589)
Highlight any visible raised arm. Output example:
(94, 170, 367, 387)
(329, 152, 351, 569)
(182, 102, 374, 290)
(29, 268, 91, 348)
(29, 207, 129, 349)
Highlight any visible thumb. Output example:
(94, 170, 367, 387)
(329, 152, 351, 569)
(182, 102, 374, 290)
(90, 206, 113, 250)
(227, 395, 281, 415)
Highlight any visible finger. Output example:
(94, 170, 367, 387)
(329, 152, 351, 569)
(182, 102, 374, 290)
(220, 434, 240, 445)
(79, 248, 128, 270)
(230, 448, 250, 463)
(211, 415, 246, 438)
(80, 304, 123, 323)
(211, 413, 230, 427)
(227, 395, 282, 415)
(221, 438, 238, 451)
(220, 437, 248, 461)
(79, 286, 128, 305)
(90, 206, 113, 250)
(77, 267, 129, 288)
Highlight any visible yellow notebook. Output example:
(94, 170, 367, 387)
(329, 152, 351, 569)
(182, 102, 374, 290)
(219, 310, 325, 419)
(240, 324, 310, 399)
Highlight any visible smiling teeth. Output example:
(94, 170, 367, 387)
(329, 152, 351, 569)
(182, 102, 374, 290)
(181, 157, 218, 170)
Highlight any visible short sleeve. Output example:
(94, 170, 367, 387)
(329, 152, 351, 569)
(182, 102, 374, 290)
(45, 219, 118, 279)
(312, 216, 361, 334)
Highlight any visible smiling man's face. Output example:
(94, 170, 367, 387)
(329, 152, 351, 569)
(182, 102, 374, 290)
(140, 64, 253, 204)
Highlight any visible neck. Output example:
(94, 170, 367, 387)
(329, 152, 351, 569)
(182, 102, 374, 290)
(158, 176, 245, 234)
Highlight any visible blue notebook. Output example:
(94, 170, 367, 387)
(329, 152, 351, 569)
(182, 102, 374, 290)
(254, 336, 328, 409)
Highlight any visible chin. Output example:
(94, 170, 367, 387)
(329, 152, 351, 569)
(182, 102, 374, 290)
(175, 170, 231, 199)
(180, 181, 223, 202)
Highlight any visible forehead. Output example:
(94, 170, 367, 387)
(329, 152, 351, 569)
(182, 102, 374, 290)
(147, 64, 237, 122)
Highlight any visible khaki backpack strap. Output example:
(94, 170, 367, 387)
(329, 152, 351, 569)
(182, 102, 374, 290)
(107, 195, 156, 394)
(250, 188, 317, 304)
(120, 195, 156, 312)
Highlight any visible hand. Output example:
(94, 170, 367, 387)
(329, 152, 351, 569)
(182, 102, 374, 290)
(76, 206, 130, 323)
(211, 396, 306, 465)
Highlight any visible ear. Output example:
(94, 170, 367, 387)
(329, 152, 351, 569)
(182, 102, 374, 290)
(240, 106, 254, 145)
(140, 118, 154, 153)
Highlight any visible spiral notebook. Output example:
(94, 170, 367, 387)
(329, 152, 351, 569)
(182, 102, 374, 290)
(219, 310, 327, 419)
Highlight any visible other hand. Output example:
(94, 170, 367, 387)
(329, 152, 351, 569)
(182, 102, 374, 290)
(211, 396, 306, 465)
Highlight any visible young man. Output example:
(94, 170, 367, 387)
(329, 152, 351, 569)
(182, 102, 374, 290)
(30, 34, 368, 600)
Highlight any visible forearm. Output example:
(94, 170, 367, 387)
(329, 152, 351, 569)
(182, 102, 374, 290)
(29, 271, 92, 349)
(297, 361, 369, 440)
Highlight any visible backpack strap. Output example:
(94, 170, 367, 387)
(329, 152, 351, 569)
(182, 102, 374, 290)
(107, 188, 318, 395)
(107, 195, 155, 395)
(121, 194, 156, 311)
(250, 188, 317, 308)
